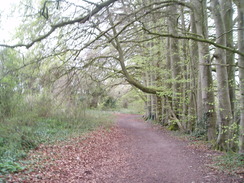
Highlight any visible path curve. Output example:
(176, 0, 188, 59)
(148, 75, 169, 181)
(114, 113, 242, 183)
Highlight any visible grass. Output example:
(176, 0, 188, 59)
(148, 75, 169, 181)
(116, 108, 143, 114)
(0, 110, 113, 175)
(212, 152, 244, 175)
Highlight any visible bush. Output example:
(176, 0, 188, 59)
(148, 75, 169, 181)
(0, 85, 15, 120)
(102, 97, 117, 109)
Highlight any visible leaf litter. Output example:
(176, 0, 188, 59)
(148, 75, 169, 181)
(6, 127, 130, 183)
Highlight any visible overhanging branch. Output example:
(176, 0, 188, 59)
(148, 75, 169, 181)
(0, 0, 118, 49)
(143, 27, 244, 57)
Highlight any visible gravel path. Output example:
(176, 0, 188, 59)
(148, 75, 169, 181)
(114, 113, 242, 183)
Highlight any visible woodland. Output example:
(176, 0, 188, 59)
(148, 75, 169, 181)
(0, 0, 243, 176)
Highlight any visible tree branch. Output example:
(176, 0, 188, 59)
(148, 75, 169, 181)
(142, 27, 244, 57)
(0, 0, 118, 49)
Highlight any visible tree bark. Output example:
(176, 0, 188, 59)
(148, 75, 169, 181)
(220, 0, 236, 118)
(211, 0, 233, 151)
(180, 4, 190, 131)
(191, 0, 217, 141)
(189, 12, 201, 132)
(235, 0, 244, 153)
(168, 4, 181, 118)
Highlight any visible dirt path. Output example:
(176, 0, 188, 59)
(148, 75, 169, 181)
(6, 113, 242, 183)
(114, 113, 242, 183)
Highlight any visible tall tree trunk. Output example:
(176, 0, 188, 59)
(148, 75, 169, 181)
(220, 0, 236, 150)
(180, 5, 190, 131)
(220, 0, 236, 118)
(192, 0, 217, 141)
(211, 0, 233, 151)
(190, 12, 201, 132)
(235, 0, 244, 153)
(163, 36, 172, 125)
(156, 44, 163, 122)
(168, 4, 181, 118)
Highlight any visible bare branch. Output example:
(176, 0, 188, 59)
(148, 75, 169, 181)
(142, 27, 244, 57)
(0, 0, 118, 49)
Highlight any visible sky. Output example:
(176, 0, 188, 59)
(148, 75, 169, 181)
(0, 0, 21, 43)
(0, 0, 101, 44)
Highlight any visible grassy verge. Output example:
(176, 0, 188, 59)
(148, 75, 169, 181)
(0, 110, 113, 175)
(211, 152, 244, 175)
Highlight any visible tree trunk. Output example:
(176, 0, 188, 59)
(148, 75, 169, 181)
(180, 5, 190, 131)
(168, 4, 181, 118)
(235, 0, 244, 153)
(146, 72, 153, 119)
(190, 12, 201, 132)
(211, 0, 233, 151)
(156, 95, 163, 122)
(220, 0, 236, 150)
(220, 0, 236, 118)
(192, 0, 217, 141)
(162, 36, 172, 125)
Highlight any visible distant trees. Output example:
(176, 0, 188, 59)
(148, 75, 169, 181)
(0, 0, 243, 152)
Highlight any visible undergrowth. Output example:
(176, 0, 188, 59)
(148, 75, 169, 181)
(0, 110, 113, 175)
(212, 152, 244, 175)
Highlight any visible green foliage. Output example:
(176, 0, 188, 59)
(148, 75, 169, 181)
(0, 49, 21, 120)
(102, 96, 117, 109)
(190, 129, 206, 140)
(167, 122, 179, 131)
(117, 89, 145, 114)
(213, 152, 244, 175)
(193, 114, 208, 140)
(0, 85, 14, 119)
(0, 92, 114, 174)
(224, 123, 240, 147)
(0, 161, 25, 175)
(0, 45, 115, 176)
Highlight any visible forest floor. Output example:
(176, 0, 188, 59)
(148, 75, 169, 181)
(5, 113, 243, 183)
